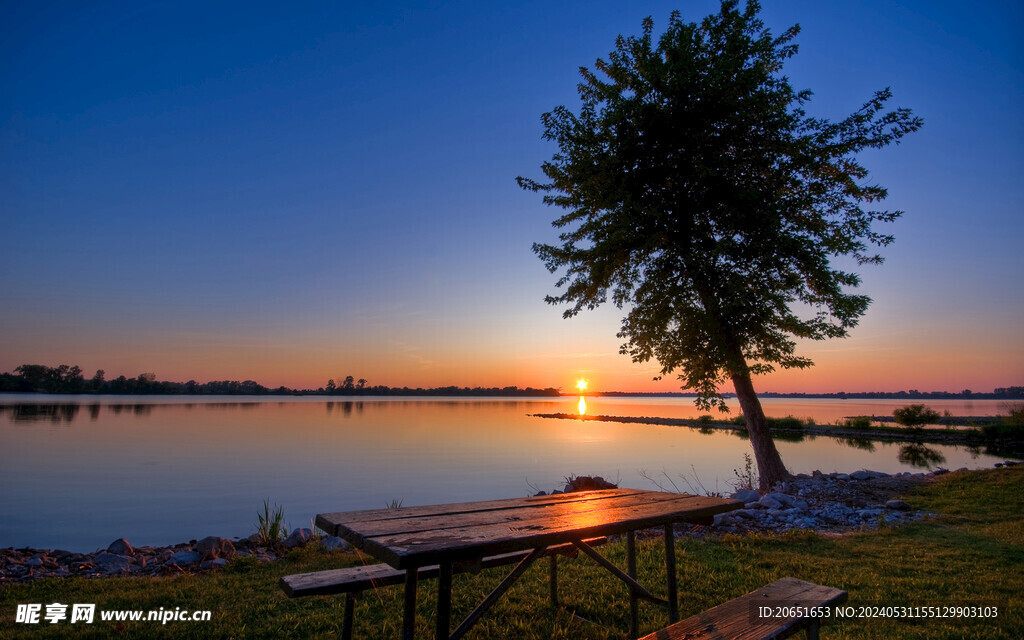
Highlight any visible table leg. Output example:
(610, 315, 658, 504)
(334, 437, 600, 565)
(627, 530, 638, 638)
(549, 555, 558, 607)
(437, 562, 452, 640)
(342, 593, 354, 640)
(403, 568, 418, 640)
(664, 524, 678, 623)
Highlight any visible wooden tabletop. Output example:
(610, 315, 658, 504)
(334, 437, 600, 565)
(317, 489, 741, 570)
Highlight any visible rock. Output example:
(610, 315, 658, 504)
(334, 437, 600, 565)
(932, 468, 949, 476)
(834, 473, 851, 481)
(858, 509, 884, 519)
(167, 551, 201, 566)
(995, 463, 1004, 468)
(106, 538, 134, 556)
(93, 552, 133, 573)
(200, 558, 228, 571)
(195, 536, 235, 560)
(730, 489, 760, 503)
(886, 500, 911, 511)
(764, 492, 806, 509)
(563, 476, 617, 492)
(757, 496, 784, 510)
(320, 536, 350, 552)
(1005, 461, 1020, 467)
(534, 490, 547, 496)
(850, 470, 889, 480)
(283, 528, 313, 549)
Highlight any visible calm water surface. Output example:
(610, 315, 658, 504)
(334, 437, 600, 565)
(0, 395, 1011, 551)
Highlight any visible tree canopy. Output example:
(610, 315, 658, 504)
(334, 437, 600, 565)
(519, 1, 921, 488)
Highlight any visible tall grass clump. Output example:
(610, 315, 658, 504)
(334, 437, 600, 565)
(255, 499, 287, 545)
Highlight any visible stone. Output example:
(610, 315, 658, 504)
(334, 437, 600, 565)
(730, 489, 760, 503)
(563, 476, 617, 492)
(858, 509, 884, 519)
(107, 538, 134, 556)
(200, 558, 228, 570)
(886, 499, 911, 511)
(834, 473, 851, 481)
(932, 468, 949, 476)
(1005, 461, 1020, 467)
(195, 536, 235, 560)
(850, 470, 889, 480)
(757, 496, 784, 510)
(320, 536, 350, 552)
(167, 550, 201, 566)
(995, 463, 1004, 468)
(283, 528, 313, 549)
(93, 552, 133, 573)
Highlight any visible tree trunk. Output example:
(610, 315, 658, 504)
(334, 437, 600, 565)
(731, 370, 791, 491)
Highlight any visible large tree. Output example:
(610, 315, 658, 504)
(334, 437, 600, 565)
(519, 1, 921, 490)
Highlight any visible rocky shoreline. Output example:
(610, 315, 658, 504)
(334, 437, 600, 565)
(3, 464, 1019, 584)
(1, 527, 350, 585)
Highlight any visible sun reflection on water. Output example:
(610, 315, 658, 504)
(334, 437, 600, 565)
(578, 396, 586, 415)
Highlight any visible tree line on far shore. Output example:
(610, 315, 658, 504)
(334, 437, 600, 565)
(0, 364, 561, 397)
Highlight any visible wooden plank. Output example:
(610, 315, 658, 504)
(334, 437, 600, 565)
(317, 488, 647, 531)
(361, 494, 741, 569)
(637, 577, 847, 640)
(332, 490, 690, 546)
(279, 538, 608, 598)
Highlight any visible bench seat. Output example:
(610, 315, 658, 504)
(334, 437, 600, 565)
(280, 536, 607, 598)
(638, 577, 847, 640)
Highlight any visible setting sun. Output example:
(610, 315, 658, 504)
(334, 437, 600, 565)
(576, 379, 588, 392)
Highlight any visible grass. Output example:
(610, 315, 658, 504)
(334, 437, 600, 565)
(254, 500, 287, 545)
(2, 468, 1021, 638)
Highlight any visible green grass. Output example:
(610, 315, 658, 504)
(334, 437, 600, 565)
(2, 468, 1021, 638)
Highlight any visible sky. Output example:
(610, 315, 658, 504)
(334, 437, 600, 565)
(1, 0, 1022, 394)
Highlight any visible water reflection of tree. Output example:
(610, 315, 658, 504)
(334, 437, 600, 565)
(0, 404, 80, 424)
(898, 442, 946, 469)
(840, 437, 876, 452)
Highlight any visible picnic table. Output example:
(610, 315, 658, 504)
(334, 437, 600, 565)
(315, 488, 742, 639)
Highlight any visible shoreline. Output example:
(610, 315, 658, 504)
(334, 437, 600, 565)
(531, 412, 1023, 453)
(5, 465, 1020, 584)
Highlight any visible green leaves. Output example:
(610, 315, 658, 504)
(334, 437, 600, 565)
(520, 1, 921, 409)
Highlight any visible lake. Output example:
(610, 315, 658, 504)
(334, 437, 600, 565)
(0, 394, 1012, 552)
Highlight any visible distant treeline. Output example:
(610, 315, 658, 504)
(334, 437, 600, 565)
(1, 364, 1019, 399)
(0, 364, 560, 397)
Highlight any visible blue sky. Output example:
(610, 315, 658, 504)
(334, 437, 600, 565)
(1, 0, 1022, 392)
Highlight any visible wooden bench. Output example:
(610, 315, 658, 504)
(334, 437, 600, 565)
(281, 537, 607, 639)
(638, 577, 847, 640)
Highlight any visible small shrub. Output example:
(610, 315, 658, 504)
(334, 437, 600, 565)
(731, 415, 747, 426)
(386, 498, 403, 509)
(767, 416, 804, 430)
(893, 404, 940, 429)
(1001, 403, 1024, 426)
(697, 414, 714, 424)
(731, 453, 755, 491)
(845, 416, 872, 429)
